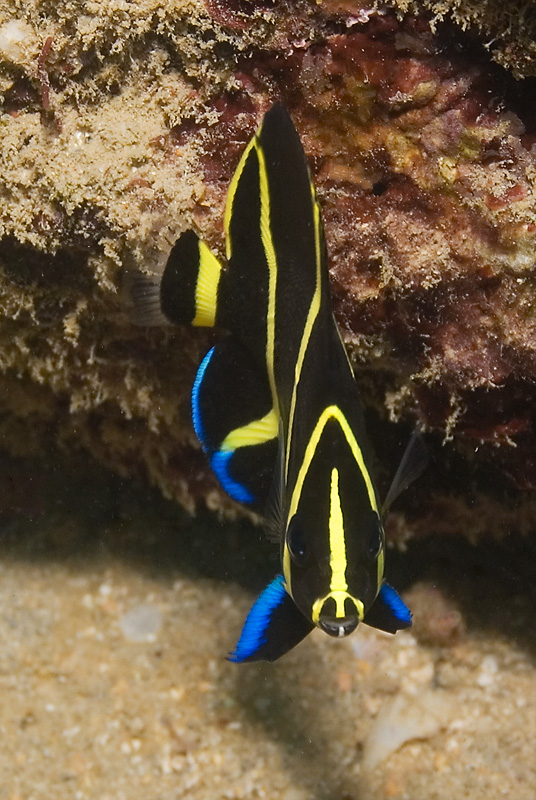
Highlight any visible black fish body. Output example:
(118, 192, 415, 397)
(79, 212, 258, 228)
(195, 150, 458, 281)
(131, 105, 413, 662)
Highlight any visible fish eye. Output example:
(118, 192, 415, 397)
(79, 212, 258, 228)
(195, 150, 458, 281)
(366, 513, 383, 560)
(286, 514, 308, 566)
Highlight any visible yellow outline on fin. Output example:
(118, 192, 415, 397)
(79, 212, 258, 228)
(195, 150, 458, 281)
(221, 408, 278, 451)
(192, 240, 223, 328)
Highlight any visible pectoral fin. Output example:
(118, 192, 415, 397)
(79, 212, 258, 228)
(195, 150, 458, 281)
(228, 574, 315, 663)
(382, 431, 428, 515)
(364, 582, 412, 634)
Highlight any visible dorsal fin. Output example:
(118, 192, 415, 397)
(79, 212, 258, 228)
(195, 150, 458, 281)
(191, 337, 278, 512)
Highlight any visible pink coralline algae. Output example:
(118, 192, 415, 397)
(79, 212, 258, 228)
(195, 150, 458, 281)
(2, 2, 536, 537)
(186, 16, 536, 505)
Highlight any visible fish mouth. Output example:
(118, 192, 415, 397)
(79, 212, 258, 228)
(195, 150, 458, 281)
(318, 616, 359, 638)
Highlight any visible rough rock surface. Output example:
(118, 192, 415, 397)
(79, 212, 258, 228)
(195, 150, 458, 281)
(1, 0, 536, 537)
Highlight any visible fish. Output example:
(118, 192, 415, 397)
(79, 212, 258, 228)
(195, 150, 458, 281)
(130, 104, 424, 662)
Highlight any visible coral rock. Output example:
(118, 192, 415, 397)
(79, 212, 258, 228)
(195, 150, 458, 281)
(1, 0, 536, 536)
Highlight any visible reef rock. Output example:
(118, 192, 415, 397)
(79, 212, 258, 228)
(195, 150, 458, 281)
(1, 0, 536, 536)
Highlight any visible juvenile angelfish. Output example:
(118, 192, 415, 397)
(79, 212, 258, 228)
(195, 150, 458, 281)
(132, 105, 413, 661)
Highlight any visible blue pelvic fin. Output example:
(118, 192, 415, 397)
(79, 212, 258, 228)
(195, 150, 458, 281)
(228, 575, 315, 663)
(363, 582, 412, 634)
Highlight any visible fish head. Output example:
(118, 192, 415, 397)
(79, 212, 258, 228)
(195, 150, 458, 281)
(282, 419, 385, 637)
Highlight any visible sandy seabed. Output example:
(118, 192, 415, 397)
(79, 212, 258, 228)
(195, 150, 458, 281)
(1, 456, 535, 800)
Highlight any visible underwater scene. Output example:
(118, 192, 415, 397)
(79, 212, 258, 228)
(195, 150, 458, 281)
(1, 0, 536, 798)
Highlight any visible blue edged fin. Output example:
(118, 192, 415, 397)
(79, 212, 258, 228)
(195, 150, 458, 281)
(191, 337, 278, 511)
(228, 574, 315, 663)
(363, 582, 412, 634)
(191, 346, 216, 452)
(210, 451, 254, 505)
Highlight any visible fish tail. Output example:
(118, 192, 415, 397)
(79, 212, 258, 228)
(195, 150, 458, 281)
(127, 229, 226, 329)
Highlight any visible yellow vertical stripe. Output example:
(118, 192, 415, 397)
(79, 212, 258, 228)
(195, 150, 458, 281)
(329, 468, 348, 593)
(377, 546, 385, 589)
(283, 544, 291, 596)
(224, 137, 256, 261)
(285, 182, 323, 478)
(288, 405, 378, 525)
(220, 408, 278, 450)
(191, 240, 222, 327)
(255, 140, 279, 412)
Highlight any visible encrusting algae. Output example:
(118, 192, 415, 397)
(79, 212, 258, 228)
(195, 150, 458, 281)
(0, 0, 536, 540)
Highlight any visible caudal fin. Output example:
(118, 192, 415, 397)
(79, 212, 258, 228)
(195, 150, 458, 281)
(128, 229, 226, 328)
